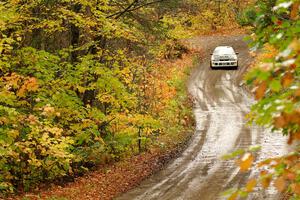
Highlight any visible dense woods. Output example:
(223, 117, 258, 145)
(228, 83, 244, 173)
(2, 0, 293, 199)
(0, 0, 199, 194)
(1, 0, 248, 194)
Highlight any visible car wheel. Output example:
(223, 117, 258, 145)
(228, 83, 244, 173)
(235, 61, 239, 70)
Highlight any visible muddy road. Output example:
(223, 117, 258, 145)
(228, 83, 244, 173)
(116, 35, 288, 200)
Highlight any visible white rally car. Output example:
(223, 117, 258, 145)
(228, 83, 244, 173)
(210, 46, 239, 69)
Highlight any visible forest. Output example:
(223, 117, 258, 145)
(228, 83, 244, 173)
(0, 0, 300, 199)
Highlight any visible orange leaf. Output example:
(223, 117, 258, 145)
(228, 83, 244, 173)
(17, 77, 39, 97)
(246, 179, 257, 192)
(294, 163, 300, 169)
(255, 82, 267, 100)
(284, 172, 296, 181)
(291, 1, 300, 20)
(274, 116, 286, 129)
(282, 73, 293, 88)
(290, 63, 297, 69)
(26, 77, 39, 92)
(276, 20, 283, 26)
(260, 170, 268, 176)
(284, 112, 300, 124)
(286, 154, 298, 163)
(291, 183, 300, 195)
(239, 153, 254, 172)
(274, 176, 286, 192)
(295, 89, 300, 97)
(17, 87, 26, 97)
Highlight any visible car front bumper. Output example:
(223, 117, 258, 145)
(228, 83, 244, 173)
(211, 60, 238, 67)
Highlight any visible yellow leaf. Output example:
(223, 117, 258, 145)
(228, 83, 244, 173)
(228, 192, 238, 200)
(239, 153, 254, 172)
(261, 176, 271, 189)
(77, 86, 86, 93)
(246, 179, 257, 192)
(8, 130, 19, 139)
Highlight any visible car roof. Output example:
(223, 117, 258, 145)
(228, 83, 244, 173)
(213, 46, 235, 54)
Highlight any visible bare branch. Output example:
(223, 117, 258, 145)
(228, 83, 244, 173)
(107, 0, 139, 19)
(107, 0, 166, 19)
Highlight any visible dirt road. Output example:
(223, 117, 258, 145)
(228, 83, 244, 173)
(116, 35, 288, 200)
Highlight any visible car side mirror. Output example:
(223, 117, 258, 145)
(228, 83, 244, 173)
(210, 53, 213, 55)
(235, 52, 239, 55)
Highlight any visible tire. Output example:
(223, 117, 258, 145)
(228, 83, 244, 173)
(235, 61, 239, 70)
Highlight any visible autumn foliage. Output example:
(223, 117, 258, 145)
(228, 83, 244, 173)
(224, 0, 300, 199)
(0, 0, 197, 195)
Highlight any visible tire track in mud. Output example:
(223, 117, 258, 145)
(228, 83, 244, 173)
(116, 35, 287, 200)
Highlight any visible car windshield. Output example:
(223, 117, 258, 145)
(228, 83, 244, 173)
(213, 47, 235, 55)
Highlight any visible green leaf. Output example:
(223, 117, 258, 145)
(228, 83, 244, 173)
(270, 80, 282, 92)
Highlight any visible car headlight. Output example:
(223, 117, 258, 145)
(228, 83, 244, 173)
(212, 56, 219, 61)
(229, 56, 237, 61)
